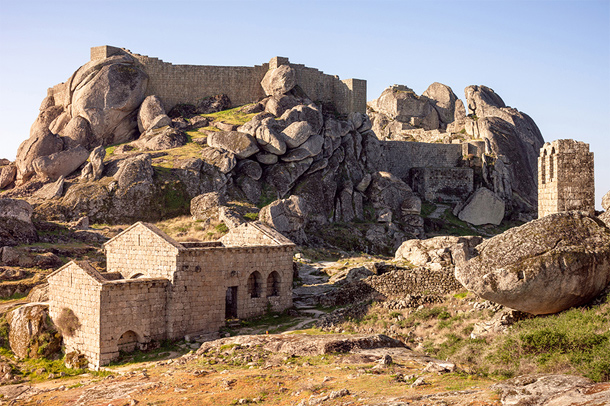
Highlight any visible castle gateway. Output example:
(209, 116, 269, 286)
(47, 222, 295, 369)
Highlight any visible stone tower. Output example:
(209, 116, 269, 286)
(538, 139, 594, 218)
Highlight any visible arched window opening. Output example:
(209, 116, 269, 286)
(549, 153, 555, 181)
(541, 150, 547, 185)
(130, 273, 144, 279)
(117, 330, 139, 353)
(266, 272, 281, 297)
(247, 271, 262, 298)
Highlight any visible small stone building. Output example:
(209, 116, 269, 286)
(538, 139, 594, 218)
(47, 221, 295, 369)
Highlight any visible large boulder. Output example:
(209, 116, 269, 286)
(0, 198, 37, 246)
(0, 165, 16, 189)
(201, 147, 237, 174)
(365, 171, 414, 214)
(207, 131, 259, 159)
(61, 116, 96, 150)
(15, 131, 64, 181)
(71, 59, 148, 145)
(6, 303, 61, 359)
(454, 211, 610, 314)
(136, 126, 187, 151)
(367, 85, 440, 131)
(114, 154, 154, 189)
(457, 187, 505, 225)
(422, 82, 458, 124)
(281, 121, 315, 149)
(80, 145, 106, 181)
(191, 192, 224, 220)
(137, 95, 171, 133)
(261, 65, 297, 97)
(32, 145, 89, 180)
(602, 190, 610, 211)
(280, 104, 324, 134)
(395, 236, 483, 270)
(260, 195, 308, 244)
(255, 118, 287, 155)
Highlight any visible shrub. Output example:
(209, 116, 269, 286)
(55, 308, 81, 337)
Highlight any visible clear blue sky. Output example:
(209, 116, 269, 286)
(1, 0, 609, 207)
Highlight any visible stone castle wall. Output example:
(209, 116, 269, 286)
(410, 167, 474, 203)
(90, 46, 366, 114)
(538, 139, 594, 218)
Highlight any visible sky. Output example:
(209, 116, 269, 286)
(0, 0, 608, 207)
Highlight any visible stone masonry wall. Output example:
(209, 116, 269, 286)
(410, 167, 474, 202)
(47, 263, 102, 368)
(105, 224, 180, 279)
(368, 140, 463, 180)
(170, 245, 294, 337)
(98, 278, 168, 366)
(90, 46, 366, 114)
(365, 266, 463, 297)
(538, 139, 594, 218)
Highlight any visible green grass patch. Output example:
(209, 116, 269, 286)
(0, 292, 28, 302)
(201, 106, 257, 126)
(420, 201, 437, 218)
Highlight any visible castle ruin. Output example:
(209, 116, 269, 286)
(90, 45, 367, 115)
(47, 221, 294, 369)
(538, 139, 594, 218)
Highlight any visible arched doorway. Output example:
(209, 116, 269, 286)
(117, 330, 139, 353)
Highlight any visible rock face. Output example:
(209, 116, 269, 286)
(260, 195, 308, 244)
(6, 303, 61, 359)
(191, 192, 224, 220)
(464, 85, 544, 211)
(491, 374, 610, 406)
(0, 199, 37, 246)
(455, 211, 610, 314)
(602, 190, 610, 211)
(457, 187, 505, 225)
(0, 165, 17, 189)
(80, 145, 106, 181)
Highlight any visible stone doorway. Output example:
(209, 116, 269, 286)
(225, 286, 238, 319)
(117, 330, 138, 353)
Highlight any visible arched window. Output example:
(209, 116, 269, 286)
(541, 150, 547, 185)
(549, 148, 555, 181)
(266, 272, 281, 297)
(247, 271, 262, 298)
(117, 330, 139, 353)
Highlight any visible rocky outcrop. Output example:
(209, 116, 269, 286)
(456, 187, 505, 225)
(455, 211, 610, 314)
(0, 165, 16, 189)
(15, 53, 148, 183)
(135, 126, 187, 151)
(191, 192, 224, 220)
(6, 303, 61, 359)
(491, 374, 610, 406)
(464, 85, 544, 211)
(207, 131, 259, 159)
(260, 195, 308, 244)
(0, 199, 37, 246)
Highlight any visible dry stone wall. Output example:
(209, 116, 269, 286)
(410, 167, 474, 202)
(538, 139, 594, 218)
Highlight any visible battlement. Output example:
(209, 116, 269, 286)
(538, 139, 594, 218)
(89, 46, 366, 114)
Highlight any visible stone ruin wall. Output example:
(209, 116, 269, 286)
(538, 139, 594, 218)
(410, 167, 474, 203)
(104, 226, 180, 280)
(91, 46, 366, 114)
(98, 278, 168, 366)
(47, 263, 103, 368)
